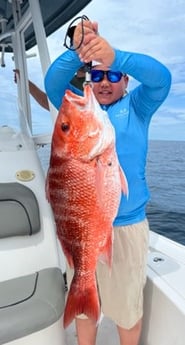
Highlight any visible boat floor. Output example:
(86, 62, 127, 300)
(65, 317, 120, 345)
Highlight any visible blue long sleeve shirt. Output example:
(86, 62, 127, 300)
(45, 49, 171, 226)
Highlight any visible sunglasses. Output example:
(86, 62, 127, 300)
(91, 70, 125, 83)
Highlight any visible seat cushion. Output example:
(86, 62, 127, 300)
(0, 267, 65, 344)
(0, 182, 40, 237)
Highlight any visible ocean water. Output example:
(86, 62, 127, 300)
(146, 140, 185, 245)
(38, 140, 185, 246)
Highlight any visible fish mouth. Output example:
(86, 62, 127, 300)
(65, 85, 97, 111)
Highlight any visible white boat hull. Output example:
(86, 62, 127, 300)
(0, 127, 67, 345)
(140, 231, 185, 345)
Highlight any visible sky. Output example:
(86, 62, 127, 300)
(1, 0, 185, 140)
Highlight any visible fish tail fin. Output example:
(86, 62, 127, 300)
(63, 278, 100, 328)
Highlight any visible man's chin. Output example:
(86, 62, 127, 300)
(98, 95, 112, 105)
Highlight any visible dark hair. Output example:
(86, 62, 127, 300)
(67, 26, 76, 46)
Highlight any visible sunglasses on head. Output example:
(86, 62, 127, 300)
(91, 70, 125, 83)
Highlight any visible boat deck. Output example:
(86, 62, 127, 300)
(65, 317, 120, 345)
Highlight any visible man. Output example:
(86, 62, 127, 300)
(13, 67, 85, 110)
(45, 20, 171, 345)
(13, 25, 85, 111)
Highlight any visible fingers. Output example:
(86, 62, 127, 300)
(79, 36, 115, 66)
(72, 20, 115, 66)
(73, 20, 97, 48)
(13, 69, 19, 75)
(73, 20, 114, 66)
(13, 69, 20, 83)
(78, 36, 102, 62)
(92, 21, 98, 34)
(81, 32, 97, 46)
(81, 20, 98, 33)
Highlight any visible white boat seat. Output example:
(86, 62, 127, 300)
(0, 182, 40, 238)
(0, 267, 65, 344)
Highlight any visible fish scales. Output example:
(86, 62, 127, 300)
(46, 85, 128, 328)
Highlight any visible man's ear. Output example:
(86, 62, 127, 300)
(124, 75, 129, 88)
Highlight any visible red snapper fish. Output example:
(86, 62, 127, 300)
(46, 84, 128, 328)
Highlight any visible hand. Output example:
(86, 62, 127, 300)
(13, 69, 20, 84)
(74, 21, 115, 67)
(79, 35, 115, 67)
(73, 20, 98, 49)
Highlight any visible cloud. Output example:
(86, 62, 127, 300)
(1, 0, 185, 140)
(149, 103, 185, 141)
(171, 82, 185, 97)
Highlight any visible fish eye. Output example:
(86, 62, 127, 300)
(61, 122, 70, 132)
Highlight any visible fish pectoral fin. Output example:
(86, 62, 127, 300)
(119, 166, 129, 198)
(63, 276, 100, 328)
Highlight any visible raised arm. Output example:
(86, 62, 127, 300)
(111, 49, 171, 119)
(74, 20, 171, 119)
(44, 50, 83, 110)
(14, 69, 49, 111)
(28, 80, 49, 110)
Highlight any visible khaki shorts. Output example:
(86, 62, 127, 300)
(66, 219, 149, 329)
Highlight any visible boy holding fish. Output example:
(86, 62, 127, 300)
(45, 19, 171, 345)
